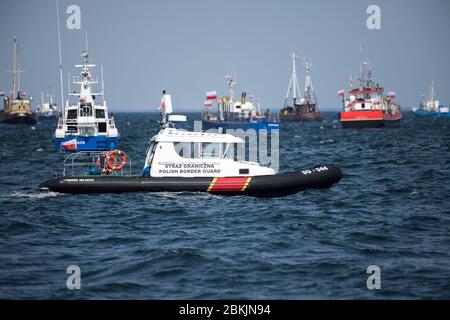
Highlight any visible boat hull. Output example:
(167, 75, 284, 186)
(37, 114, 59, 120)
(39, 164, 341, 198)
(339, 110, 401, 129)
(280, 112, 322, 122)
(0, 111, 37, 125)
(202, 120, 280, 132)
(53, 135, 120, 152)
(413, 109, 450, 118)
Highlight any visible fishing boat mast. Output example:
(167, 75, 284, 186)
(12, 38, 17, 96)
(284, 52, 301, 106)
(430, 81, 436, 101)
(304, 61, 316, 104)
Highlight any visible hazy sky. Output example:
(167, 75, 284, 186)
(1, 0, 450, 112)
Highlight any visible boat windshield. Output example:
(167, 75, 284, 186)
(174, 142, 234, 159)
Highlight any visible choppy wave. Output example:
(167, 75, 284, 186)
(0, 112, 449, 299)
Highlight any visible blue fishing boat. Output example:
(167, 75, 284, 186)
(53, 51, 120, 152)
(202, 73, 279, 132)
(412, 82, 449, 118)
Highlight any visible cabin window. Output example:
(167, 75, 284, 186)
(174, 142, 230, 159)
(95, 109, 105, 118)
(79, 127, 95, 136)
(81, 105, 92, 117)
(239, 168, 249, 175)
(98, 122, 107, 133)
(67, 109, 77, 119)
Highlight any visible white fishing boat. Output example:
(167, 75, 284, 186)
(36, 88, 60, 119)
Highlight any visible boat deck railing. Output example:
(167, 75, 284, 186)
(62, 151, 132, 177)
(57, 117, 116, 130)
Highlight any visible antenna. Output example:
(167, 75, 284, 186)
(85, 31, 89, 52)
(56, 0, 65, 116)
(67, 72, 71, 95)
(101, 65, 105, 98)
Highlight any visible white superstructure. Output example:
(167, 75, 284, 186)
(54, 51, 118, 140)
(145, 93, 275, 178)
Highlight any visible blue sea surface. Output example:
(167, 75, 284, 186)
(0, 112, 449, 299)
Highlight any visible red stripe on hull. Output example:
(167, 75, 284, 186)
(209, 177, 250, 192)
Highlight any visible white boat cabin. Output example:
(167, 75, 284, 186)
(144, 127, 275, 178)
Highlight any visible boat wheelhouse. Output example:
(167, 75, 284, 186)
(280, 52, 321, 122)
(53, 51, 119, 152)
(412, 81, 449, 118)
(143, 123, 275, 178)
(0, 38, 36, 125)
(339, 60, 401, 129)
(202, 73, 279, 132)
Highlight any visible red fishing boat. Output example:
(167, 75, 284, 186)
(338, 61, 401, 129)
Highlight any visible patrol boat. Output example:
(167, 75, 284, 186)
(280, 52, 321, 122)
(53, 51, 119, 152)
(0, 38, 36, 125)
(202, 73, 280, 132)
(40, 92, 341, 197)
(412, 81, 449, 118)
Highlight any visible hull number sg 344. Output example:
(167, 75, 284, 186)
(302, 166, 329, 175)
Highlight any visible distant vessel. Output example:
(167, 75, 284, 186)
(412, 82, 449, 118)
(280, 52, 321, 122)
(339, 60, 401, 129)
(202, 73, 280, 132)
(0, 38, 36, 125)
(36, 87, 60, 119)
(53, 50, 119, 152)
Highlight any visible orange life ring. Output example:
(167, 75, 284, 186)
(106, 150, 127, 171)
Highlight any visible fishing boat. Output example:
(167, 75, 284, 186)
(36, 87, 60, 120)
(202, 73, 280, 132)
(0, 38, 36, 125)
(53, 50, 119, 152)
(280, 52, 321, 122)
(40, 91, 341, 197)
(412, 81, 449, 118)
(338, 60, 401, 129)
